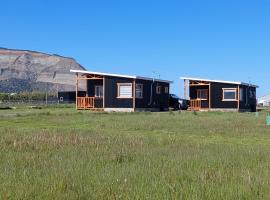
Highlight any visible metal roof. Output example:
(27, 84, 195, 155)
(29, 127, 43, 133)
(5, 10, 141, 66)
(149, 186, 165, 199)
(180, 77, 259, 88)
(70, 69, 173, 83)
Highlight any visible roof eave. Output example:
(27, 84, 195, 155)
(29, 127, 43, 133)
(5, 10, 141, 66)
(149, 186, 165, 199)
(70, 69, 173, 84)
(180, 77, 258, 88)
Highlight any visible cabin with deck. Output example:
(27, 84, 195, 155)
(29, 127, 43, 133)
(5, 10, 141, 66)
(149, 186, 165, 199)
(70, 69, 172, 112)
(180, 77, 258, 112)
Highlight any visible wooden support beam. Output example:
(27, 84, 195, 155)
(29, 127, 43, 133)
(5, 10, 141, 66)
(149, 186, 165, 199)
(189, 80, 191, 100)
(75, 73, 78, 109)
(103, 77, 105, 108)
(209, 82, 211, 110)
(77, 74, 104, 80)
(184, 79, 186, 99)
(133, 79, 136, 110)
(189, 80, 210, 86)
(237, 85, 240, 111)
(189, 84, 210, 86)
(86, 76, 88, 97)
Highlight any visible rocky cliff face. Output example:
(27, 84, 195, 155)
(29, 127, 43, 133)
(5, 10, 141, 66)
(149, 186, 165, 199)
(0, 48, 86, 93)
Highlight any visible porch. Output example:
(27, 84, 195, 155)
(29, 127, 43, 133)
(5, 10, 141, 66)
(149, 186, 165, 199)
(75, 73, 105, 110)
(76, 97, 101, 110)
(183, 79, 211, 111)
(189, 99, 201, 111)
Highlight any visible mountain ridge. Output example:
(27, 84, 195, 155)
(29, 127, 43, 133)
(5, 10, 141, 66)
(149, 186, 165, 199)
(0, 48, 86, 93)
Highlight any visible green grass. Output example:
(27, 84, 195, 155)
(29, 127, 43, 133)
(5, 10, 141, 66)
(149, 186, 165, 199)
(0, 107, 270, 199)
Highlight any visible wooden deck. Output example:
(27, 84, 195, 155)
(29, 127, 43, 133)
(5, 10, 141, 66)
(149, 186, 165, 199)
(189, 99, 201, 111)
(76, 97, 95, 109)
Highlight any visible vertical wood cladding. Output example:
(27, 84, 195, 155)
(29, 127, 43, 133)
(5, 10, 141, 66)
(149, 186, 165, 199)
(87, 79, 103, 108)
(239, 85, 257, 111)
(135, 79, 170, 109)
(87, 77, 170, 109)
(189, 85, 209, 108)
(104, 76, 133, 108)
(210, 83, 238, 109)
(189, 82, 257, 111)
(86, 76, 170, 110)
(58, 91, 86, 103)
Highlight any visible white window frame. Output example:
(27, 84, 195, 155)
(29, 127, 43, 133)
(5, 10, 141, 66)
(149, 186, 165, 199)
(95, 85, 103, 98)
(222, 88, 237, 101)
(156, 85, 162, 94)
(136, 84, 143, 98)
(117, 83, 133, 98)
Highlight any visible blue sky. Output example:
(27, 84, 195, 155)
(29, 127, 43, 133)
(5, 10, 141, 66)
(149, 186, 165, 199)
(1, 0, 269, 96)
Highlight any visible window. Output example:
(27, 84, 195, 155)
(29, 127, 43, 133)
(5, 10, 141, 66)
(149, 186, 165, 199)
(95, 85, 103, 97)
(164, 86, 169, 94)
(223, 88, 237, 101)
(136, 84, 143, 98)
(117, 83, 132, 98)
(197, 89, 208, 100)
(156, 85, 161, 94)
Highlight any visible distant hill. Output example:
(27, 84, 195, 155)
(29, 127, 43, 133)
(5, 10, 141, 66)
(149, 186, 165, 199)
(0, 48, 86, 93)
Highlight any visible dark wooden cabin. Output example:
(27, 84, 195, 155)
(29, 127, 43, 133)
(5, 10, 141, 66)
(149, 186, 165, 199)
(58, 91, 86, 103)
(181, 77, 258, 112)
(70, 70, 172, 112)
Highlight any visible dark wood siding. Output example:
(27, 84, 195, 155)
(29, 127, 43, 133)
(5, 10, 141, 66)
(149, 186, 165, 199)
(86, 76, 170, 110)
(58, 91, 86, 103)
(239, 85, 257, 111)
(210, 83, 238, 109)
(87, 79, 103, 108)
(188, 80, 257, 111)
(189, 85, 209, 108)
(104, 76, 133, 108)
(135, 79, 169, 109)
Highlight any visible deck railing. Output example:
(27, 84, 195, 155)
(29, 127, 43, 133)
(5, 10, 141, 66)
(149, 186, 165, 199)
(189, 99, 201, 110)
(76, 97, 95, 109)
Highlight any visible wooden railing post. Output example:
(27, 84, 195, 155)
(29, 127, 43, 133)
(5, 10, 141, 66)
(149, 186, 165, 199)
(76, 97, 96, 109)
(190, 99, 202, 111)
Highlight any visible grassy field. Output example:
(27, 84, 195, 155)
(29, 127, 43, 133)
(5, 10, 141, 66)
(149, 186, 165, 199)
(0, 106, 270, 199)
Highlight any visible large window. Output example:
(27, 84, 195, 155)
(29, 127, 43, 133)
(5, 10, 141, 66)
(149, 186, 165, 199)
(223, 88, 237, 101)
(197, 89, 208, 100)
(136, 84, 143, 98)
(95, 85, 103, 97)
(117, 83, 133, 98)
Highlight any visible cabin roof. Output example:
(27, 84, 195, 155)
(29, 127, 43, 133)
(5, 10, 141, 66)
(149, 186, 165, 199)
(180, 77, 259, 88)
(70, 69, 173, 83)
